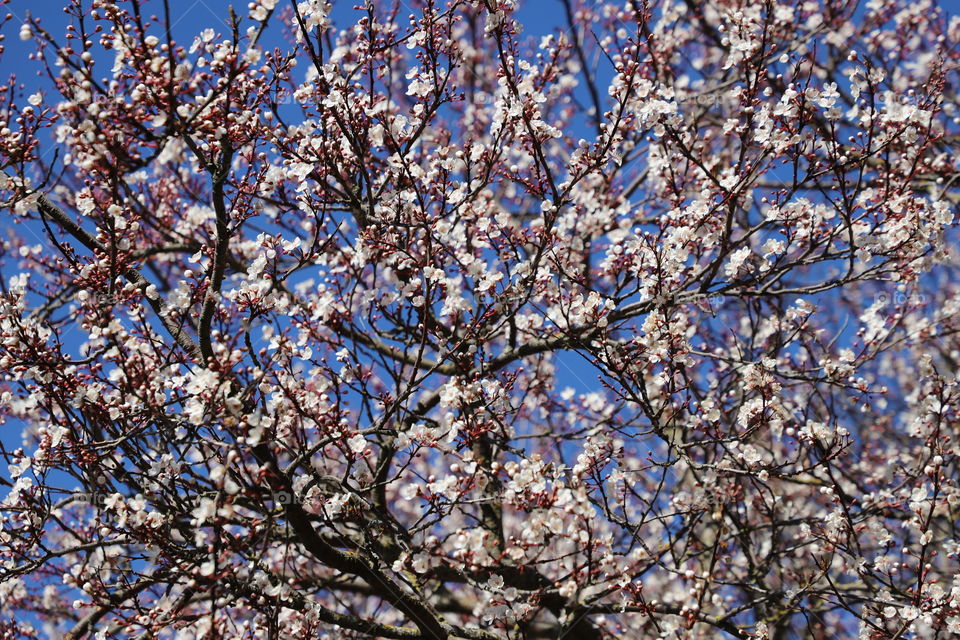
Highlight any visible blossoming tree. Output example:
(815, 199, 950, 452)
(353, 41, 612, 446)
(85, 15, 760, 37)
(1, 0, 960, 637)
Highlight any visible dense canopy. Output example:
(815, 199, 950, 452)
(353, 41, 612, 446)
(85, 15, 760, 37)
(2, 0, 960, 638)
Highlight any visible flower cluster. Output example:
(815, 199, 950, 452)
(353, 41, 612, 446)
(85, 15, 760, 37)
(0, 1, 959, 639)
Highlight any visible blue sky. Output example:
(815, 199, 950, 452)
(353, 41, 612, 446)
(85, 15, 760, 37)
(2, 0, 953, 454)
(3, 0, 954, 453)
(0, 6, 595, 633)
(2, 1, 958, 637)
(0, 0, 607, 492)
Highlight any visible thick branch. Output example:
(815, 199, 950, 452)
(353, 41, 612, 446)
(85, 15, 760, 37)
(19, 180, 205, 363)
